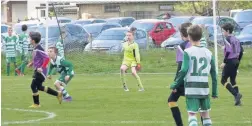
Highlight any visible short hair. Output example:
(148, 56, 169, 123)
(221, 23, 234, 34)
(21, 24, 28, 32)
(29, 32, 41, 44)
(187, 25, 202, 42)
(179, 23, 192, 38)
(48, 47, 58, 54)
(130, 27, 137, 32)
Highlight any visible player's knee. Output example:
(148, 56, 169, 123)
(221, 78, 226, 85)
(54, 82, 61, 90)
(7, 63, 10, 67)
(168, 101, 178, 108)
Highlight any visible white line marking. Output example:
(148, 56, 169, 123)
(2, 108, 56, 125)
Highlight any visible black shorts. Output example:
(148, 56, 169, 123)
(221, 58, 239, 85)
(168, 86, 185, 102)
(32, 70, 45, 82)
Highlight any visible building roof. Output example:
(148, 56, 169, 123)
(71, 0, 176, 4)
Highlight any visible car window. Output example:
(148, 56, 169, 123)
(1, 26, 8, 33)
(121, 18, 134, 27)
(165, 23, 172, 29)
(135, 30, 146, 39)
(60, 20, 71, 23)
(156, 23, 164, 30)
(101, 25, 120, 32)
(94, 20, 106, 23)
(66, 24, 83, 36)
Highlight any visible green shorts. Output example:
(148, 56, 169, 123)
(55, 72, 74, 86)
(6, 57, 16, 63)
(186, 97, 211, 113)
(21, 55, 28, 61)
(122, 60, 137, 67)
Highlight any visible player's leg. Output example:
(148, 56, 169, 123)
(230, 60, 242, 106)
(35, 72, 63, 104)
(167, 87, 184, 126)
(13, 57, 17, 76)
(199, 98, 212, 126)
(55, 74, 73, 101)
(186, 98, 200, 126)
(20, 55, 28, 75)
(29, 78, 40, 108)
(131, 64, 144, 91)
(6, 58, 10, 76)
(16, 55, 24, 76)
(221, 63, 237, 97)
(120, 63, 129, 91)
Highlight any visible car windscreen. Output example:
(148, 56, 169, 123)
(192, 17, 213, 25)
(74, 20, 92, 25)
(168, 17, 190, 27)
(37, 26, 60, 38)
(83, 25, 102, 34)
(234, 11, 252, 23)
(130, 22, 155, 32)
(241, 26, 252, 35)
(96, 29, 126, 40)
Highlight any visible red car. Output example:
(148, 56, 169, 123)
(130, 19, 176, 46)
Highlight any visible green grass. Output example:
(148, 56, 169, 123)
(2, 47, 252, 75)
(2, 73, 252, 126)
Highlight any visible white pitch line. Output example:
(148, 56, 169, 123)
(2, 108, 56, 125)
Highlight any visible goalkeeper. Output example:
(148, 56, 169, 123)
(120, 30, 144, 92)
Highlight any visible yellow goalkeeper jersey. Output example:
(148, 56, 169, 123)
(122, 41, 140, 63)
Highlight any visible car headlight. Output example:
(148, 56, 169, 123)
(110, 45, 121, 52)
(84, 43, 91, 51)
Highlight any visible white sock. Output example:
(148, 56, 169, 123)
(188, 115, 198, 126)
(60, 86, 70, 98)
(203, 118, 212, 126)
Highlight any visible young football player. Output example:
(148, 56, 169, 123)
(170, 25, 218, 126)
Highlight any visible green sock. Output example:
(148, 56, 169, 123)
(120, 71, 126, 85)
(14, 62, 17, 76)
(135, 74, 143, 89)
(20, 61, 28, 74)
(6, 63, 10, 76)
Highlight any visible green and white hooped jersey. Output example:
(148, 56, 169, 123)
(50, 56, 73, 75)
(184, 46, 213, 98)
(18, 33, 29, 55)
(56, 40, 64, 58)
(4, 35, 18, 57)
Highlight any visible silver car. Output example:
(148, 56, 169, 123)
(85, 27, 149, 53)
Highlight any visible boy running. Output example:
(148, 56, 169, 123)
(120, 30, 144, 92)
(170, 25, 218, 126)
(168, 23, 192, 126)
(16, 24, 29, 76)
(220, 23, 242, 106)
(3, 27, 18, 76)
(28, 32, 62, 108)
(47, 47, 73, 101)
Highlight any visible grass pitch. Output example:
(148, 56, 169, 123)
(2, 73, 252, 126)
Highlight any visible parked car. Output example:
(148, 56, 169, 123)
(1, 24, 9, 34)
(167, 16, 195, 28)
(31, 23, 90, 52)
(13, 20, 40, 34)
(84, 27, 149, 53)
(191, 16, 241, 35)
(233, 10, 252, 29)
(237, 24, 252, 46)
(73, 19, 106, 26)
(82, 23, 122, 39)
(50, 17, 72, 23)
(229, 9, 243, 18)
(161, 24, 224, 48)
(130, 19, 176, 46)
(106, 17, 135, 27)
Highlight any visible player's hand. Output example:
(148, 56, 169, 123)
(172, 89, 177, 93)
(47, 75, 52, 80)
(136, 64, 141, 71)
(65, 75, 70, 82)
(220, 63, 225, 69)
(27, 62, 32, 68)
(37, 68, 43, 73)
